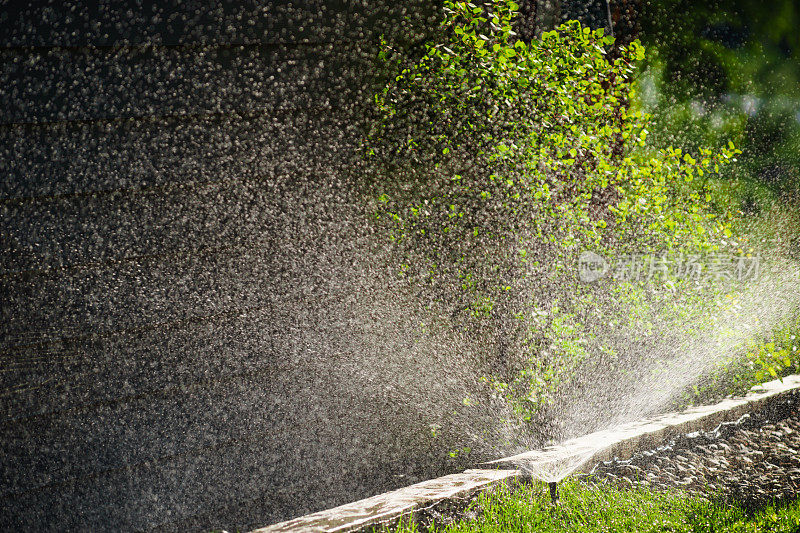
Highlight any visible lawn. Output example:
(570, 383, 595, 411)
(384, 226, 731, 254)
(386, 478, 800, 533)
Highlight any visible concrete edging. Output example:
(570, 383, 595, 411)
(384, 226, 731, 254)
(252, 374, 800, 532)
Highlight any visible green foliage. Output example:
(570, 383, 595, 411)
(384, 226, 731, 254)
(366, 1, 740, 424)
(639, 0, 800, 196)
(746, 316, 800, 383)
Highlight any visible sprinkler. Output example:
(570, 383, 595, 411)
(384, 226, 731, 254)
(548, 481, 559, 504)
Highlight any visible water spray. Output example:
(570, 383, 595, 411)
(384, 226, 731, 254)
(548, 481, 559, 504)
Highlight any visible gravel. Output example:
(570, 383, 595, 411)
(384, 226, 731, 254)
(585, 395, 800, 509)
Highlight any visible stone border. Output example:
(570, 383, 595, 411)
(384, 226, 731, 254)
(251, 375, 800, 533)
(251, 469, 521, 533)
(487, 374, 800, 472)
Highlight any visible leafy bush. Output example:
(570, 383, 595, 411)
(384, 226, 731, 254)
(366, 1, 739, 425)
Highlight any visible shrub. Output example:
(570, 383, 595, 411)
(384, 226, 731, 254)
(366, 0, 739, 425)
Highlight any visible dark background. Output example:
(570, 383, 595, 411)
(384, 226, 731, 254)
(1, 1, 440, 530)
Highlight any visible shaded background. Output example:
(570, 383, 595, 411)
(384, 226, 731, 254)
(1, 2, 442, 530)
(639, 0, 800, 205)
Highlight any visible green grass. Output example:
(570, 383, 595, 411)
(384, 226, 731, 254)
(385, 479, 800, 533)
